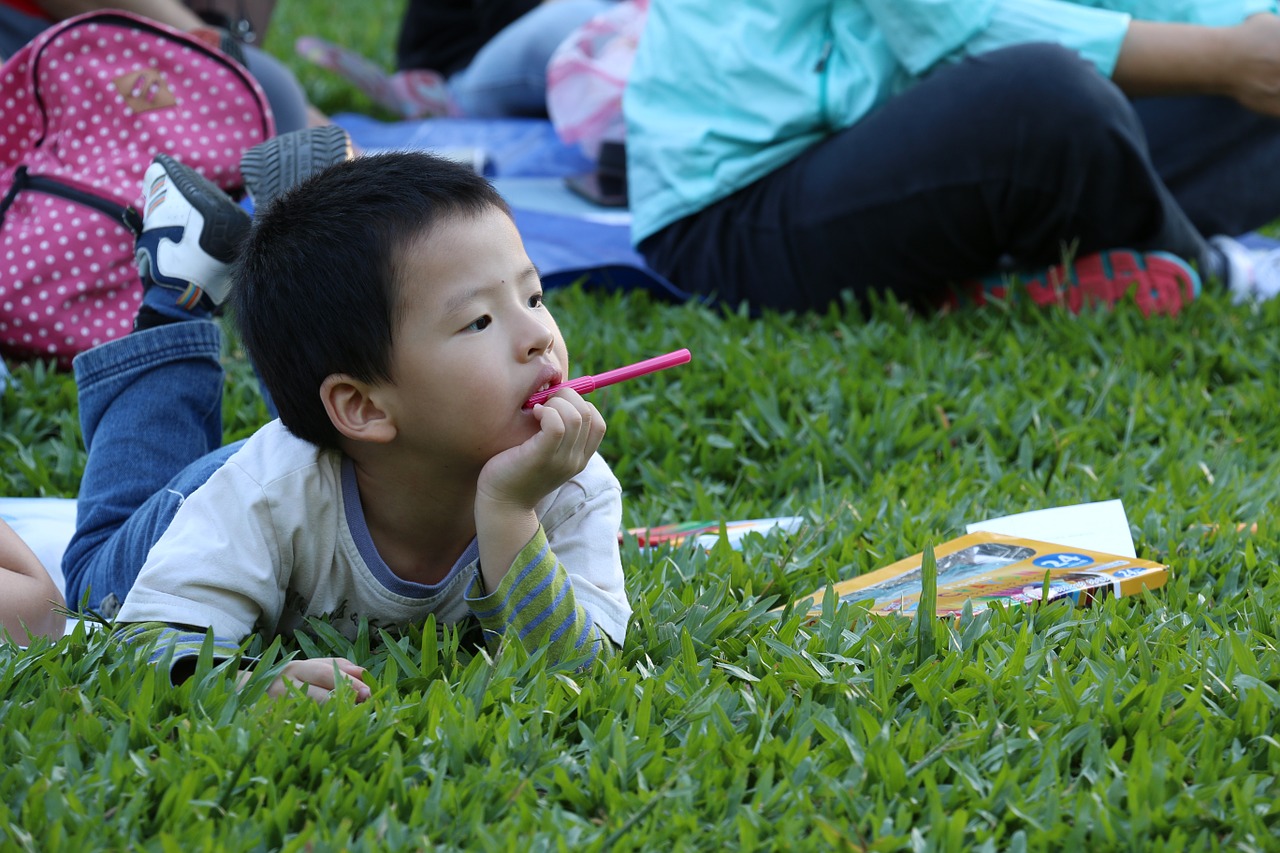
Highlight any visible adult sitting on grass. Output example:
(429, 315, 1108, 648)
(60, 133, 630, 700)
(625, 1, 1280, 316)
(0, 518, 65, 643)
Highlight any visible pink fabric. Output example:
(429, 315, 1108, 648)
(0, 11, 273, 364)
(546, 0, 648, 159)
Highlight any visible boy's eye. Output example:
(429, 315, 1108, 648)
(528, 292, 544, 309)
(467, 316, 491, 331)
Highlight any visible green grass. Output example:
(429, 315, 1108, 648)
(3, 2, 1280, 848)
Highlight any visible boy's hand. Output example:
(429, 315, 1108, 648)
(239, 656, 371, 704)
(479, 388, 606, 508)
(474, 388, 606, 590)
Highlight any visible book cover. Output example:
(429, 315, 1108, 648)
(801, 531, 1168, 617)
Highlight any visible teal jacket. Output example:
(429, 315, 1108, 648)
(624, 0, 1276, 245)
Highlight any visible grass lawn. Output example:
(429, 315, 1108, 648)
(3, 2, 1280, 849)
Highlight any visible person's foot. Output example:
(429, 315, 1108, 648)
(948, 249, 1200, 318)
(134, 154, 251, 324)
(387, 69, 454, 119)
(295, 36, 455, 119)
(240, 125, 354, 215)
(1209, 235, 1280, 304)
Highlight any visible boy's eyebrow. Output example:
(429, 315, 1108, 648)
(441, 266, 542, 316)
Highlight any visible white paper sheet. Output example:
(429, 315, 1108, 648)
(967, 499, 1136, 558)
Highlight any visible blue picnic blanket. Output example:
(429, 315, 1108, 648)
(334, 114, 689, 301)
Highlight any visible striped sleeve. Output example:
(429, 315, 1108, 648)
(464, 526, 614, 668)
(116, 621, 244, 679)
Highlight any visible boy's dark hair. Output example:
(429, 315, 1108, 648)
(231, 152, 510, 449)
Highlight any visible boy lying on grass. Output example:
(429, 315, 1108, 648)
(61, 132, 630, 701)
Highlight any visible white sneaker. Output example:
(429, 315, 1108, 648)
(1209, 235, 1280, 304)
(135, 154, 250, 310)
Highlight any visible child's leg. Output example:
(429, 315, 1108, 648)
(61, 323, 235, 615)
(62, 156, 251, 615)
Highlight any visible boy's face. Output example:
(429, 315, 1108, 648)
(380, 206, 570, 466)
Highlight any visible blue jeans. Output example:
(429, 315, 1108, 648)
(62, 321, 240, 614)
(449, 0, 611, 117)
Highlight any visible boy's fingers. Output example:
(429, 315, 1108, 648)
(534, 401, 568, 443)
(333, 658, 365, 678)
(547, 393, 595, 436)
(292, 659, 338, 689)
(313, 656, 360, 675)
(305, 683, 332, 703)
(585, 405, 606, 454)
(338, 670, 372, 702)
(541, 393, 603, 464)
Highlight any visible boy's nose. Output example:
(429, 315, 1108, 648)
(524, 318, 555, 359)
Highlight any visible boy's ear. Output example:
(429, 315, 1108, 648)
(320, 374, 397, 444)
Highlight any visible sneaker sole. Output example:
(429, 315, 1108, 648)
(240, 125, 353, 215)
(949, 249, 1201, 318)
(1026, 250, 1200, 317)
(152, 153, 251, 265)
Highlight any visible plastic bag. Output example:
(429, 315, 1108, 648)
(546, 0, 649, 160)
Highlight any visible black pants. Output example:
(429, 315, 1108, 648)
(640, 43, 1280, 313)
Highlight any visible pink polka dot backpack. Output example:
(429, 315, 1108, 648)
(0, 10, 274, 366)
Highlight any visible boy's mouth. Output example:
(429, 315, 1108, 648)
(525, 366, 563, 405)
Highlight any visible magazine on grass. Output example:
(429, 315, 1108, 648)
(800, 531, 1168, 617)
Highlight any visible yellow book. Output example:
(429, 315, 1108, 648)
(801, 531, 1168, 617)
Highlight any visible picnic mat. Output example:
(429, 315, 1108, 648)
(333, 113, 688, 300)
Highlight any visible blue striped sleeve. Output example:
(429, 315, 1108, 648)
(464, 526, 614, 669)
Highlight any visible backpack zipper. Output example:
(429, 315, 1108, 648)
(0, 166, 143, 236)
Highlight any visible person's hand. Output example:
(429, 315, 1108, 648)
(472, 389, 605, 591)
(477, 388, 606, 511)
(1221, 14, 1280, 117)
(240, 656, 370, 703)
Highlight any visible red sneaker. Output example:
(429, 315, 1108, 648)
(947, 249, 1201, 317)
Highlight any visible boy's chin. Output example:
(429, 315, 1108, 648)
(494, 419, 542, 451)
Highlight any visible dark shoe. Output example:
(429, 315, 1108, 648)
(240, 124, 353, 214)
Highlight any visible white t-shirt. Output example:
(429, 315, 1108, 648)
(117, 420, 630, 646)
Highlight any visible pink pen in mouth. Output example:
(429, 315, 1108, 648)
(525, 365, 562, 406)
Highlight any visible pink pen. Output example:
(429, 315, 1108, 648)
(525, 348, 691, 408)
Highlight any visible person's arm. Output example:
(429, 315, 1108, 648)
(879, 0, 1280, 117)
(118, 622, 369, 702)
(473, 388, 606, 595)
(33, 0, 206, 29)
(115, 455, 365, 700)
(465, 525, 617, 667)
(0, 518, 65, 643)
(1112, 14, 1280, 116)
(468, 388, 619, 666)
(466, 452, 629, 667)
